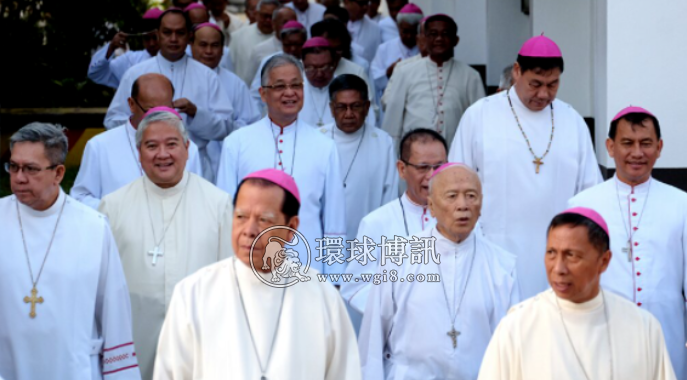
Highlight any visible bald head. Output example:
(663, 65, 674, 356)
(128, 73, 175, 128)
(188, 7, 210, 24)
(274, 7, 297, 39)
(428, 165, 482, 243)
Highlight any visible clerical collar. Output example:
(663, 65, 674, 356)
(426, 55, 454, 68)
(16, 188, 66, 218)
(157, 52, 188, 67)
(552, 289, 604, 313)
(508, 85, 552, 115)
(401, 192, 427, 216)
(234, 256, 286, 285)
(613, 174, 651, 194)
(143, 170, 190, 198)
(268, 117, 297, 135)
(331, 123, 366, 142)
(433, 226, 476, 251)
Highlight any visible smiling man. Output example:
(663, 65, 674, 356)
(479, 207, 676, 380)
(568, 106, 687, 379)
(360, 163, 518, 380)
(449, 35, 602, 300)
(99, 108, 234, 380)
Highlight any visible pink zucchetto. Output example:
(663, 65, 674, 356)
(558, 207, 609, 237)
(243, 169, 301, 204)
(282, 20, 305, 30)
(143, 8, 163, 20)
(429, 162, 468, 180)
(143, 106, 183, 120)
(399, 3, 423, 15)
(303, 37, 331, 49)
(183, 2, 206, 12)
(194, 22, 222, 33)
(612, 106, 655, 122)
(518, 34, 562, 58)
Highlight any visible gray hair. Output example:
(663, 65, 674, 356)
(397, 12, 423, 26)
(281, 25, 307, 40)
(257, 0, 281, 11)
(428, 164, 479, 195)
(499, 65, 514, 90)
(10, 122, 69, 165)
(136, 111, 190, 148)
(260, 54, 304, 86)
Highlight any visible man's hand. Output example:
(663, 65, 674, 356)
(173, 98, 198, 117)
(386, 59, 402, 79)
(106, 32, 128, 59)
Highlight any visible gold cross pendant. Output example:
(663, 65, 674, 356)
(24, 287, 44, 319)
(533, 158, 544, 174)
(447, 326, 460, 349)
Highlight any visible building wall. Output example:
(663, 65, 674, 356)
(486, 0, 530, 87)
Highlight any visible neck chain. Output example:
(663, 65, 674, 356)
(125, 123, 143, 176)
(614, 177, 651, 263)
(16, 194, 68, 318)
(332, 125, 365, 188)
(424, 59, 455, 132)
(142, 175, 191, 266)
(157, 55, 188, 99)
(232, 258, 287, 380)
(270, 119, 298, 175)
(555, 290, 613, 380)
(506, 88, 555, 174)
(308, 86, 329, 127)
(434, 229, 477, 349)
(398, 195, 429, 235)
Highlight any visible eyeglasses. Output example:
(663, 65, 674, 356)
(304, 65, 335, 75)
(132, 97, 151, 113)
(5, 162, 58, 176)
(332, 102, 367, 114)
(262, 82, 304, 92)
(426, 30, 454, 40)
(402, 161, 446, 174)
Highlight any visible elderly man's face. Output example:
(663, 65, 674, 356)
(282, 32, 306, 58)
(304, 50, 336, 88)
(259, 64, 304, 122)
(192, 27, 223, 69)
(398, 140, 447, 205)
(158, 13, 190, 61)
(330, 89, 369, 134)
(425, 20, 458, 60)
(273, 8, 298, 39)
(512, 63, 561, 112)
(139, 121, 189, 188)
(398, 20, 418, 49)
(9, 142, 65, 211)
(428, 166, 481, 242)
(607, 118, 662, 186)
(232, 182, 299, 271)
(545, 225, 611, 303)
(256, 3, 278, 34)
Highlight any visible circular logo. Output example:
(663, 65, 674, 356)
(249, 226, 311, 288)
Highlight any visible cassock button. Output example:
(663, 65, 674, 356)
(637, 271, 641, 276)
(634, 242, 639, 246)
(385, 353, 391, 359)
(638, 287, 642, 292)
(279, 150, 283, 153)
(279, 162, 282, 166)
(279, 139, 283, 143)
(637, 302, 642, 306)
(425, 217, 429, 222)
(438, 86, 443, 90)
(636, 257, 640, 261)
(633, 227, 638, 231)
(632, 198, 637, 202)
(632, 212, 638, 216)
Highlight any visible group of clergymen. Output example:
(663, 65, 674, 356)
(2, 0, 687, 379)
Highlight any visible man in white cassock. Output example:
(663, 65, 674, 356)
(230, 0, 281, 84)
(0, 123, 140, 379)
(370, 3, 421, 117)
(344, 0, 381, 63)
(247, 6, 297, 83)
(154, 169, 360, 379)
(182, 3, 236, 73)
(312, 17, 371, 75)
(568, 106, 687, 379)
(360, 163, 519, 380)
(99, 108, 234, 380)
(105, 9, 234, 183)
(299, 37, 376, 127)
(341, 129, 446, 315)
(320, 74, 397, 242)
(216, 54, 348, 279)
(380, 19, 427, 111)
(479, 207, 677, 380)
(448, 35, 602, 299)
(379, 0, 407, 42)
(71, 74, 203, 209)
(191, 23, 261, 175)
(88, 8, 161, 89)
(286, 0, 325, 36)
(383, 14, 485, 149)
(205, 0, 247, 42)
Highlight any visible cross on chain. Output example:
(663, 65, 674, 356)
(447, 326, 460, 349)
(24, 287, 43, 319)
(533, 158, 544, 174)
(622, 240, 633, 262)
(148, 246, 164, 266)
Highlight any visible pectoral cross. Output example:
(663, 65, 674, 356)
(622, 240, 633, 262)
(533, 158, 544, 174)
(447, 326, 460, 349)
(148, 246, 164, 266)
(24, 287, 43, 319)
(317, 119, 324, 127)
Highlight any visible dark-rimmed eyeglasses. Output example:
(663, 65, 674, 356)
(401, 160, 446, 174)
(262, 83, 304, 92)
(5, 162, 58, 176)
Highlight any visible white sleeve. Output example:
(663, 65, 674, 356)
(340, 215, 378, 314)
(381, 136, 399, 205)
(448, 104, 478, 167)
(109, 52, 139, 86)
(476, 318, 517, 380)
(249, 63, 266, 115)
(323, 286, 363, 380)
(231, 78, 262, 128)
(574, 115, 603, 194)
(104, 70, 135, 130)
(220, 47, 235, 73)
(358, 264, 394, 380)
(322, 142, 348, 276)
(380, 67, 409, 147)
(186, 75, 235, 143)
(70, 139, 103, 210)
(185, 142, 204, 177)
(87, 44, 119, 89)
(370, 45, 389, 98)
(215, 134, 241, 197)
(152, 282, 195, 380)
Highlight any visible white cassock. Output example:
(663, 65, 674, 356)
(230, 23, 273, 84)
(568, 176, 687, 379)
(70, 120, 203, 210)
(379, 16, 399, 43)
(380, 54, 421, 110)
(216, 117, 348, 277)
(98, 172, 234, 380)
(286, 1, 326, 37)
(153, 257, 361, 380)
(185, 44, 235, 73)
(249, 36, 282, 83)
(210, 11, 247, 45)
(341, 192, 437, 314)
(350, 44, 372, 75)
(371, 38, 418, 104)
(348, 17, 382, 63)
(104, 54, 235, 183)
(449, 90, 602, 299)
(368, 14, 384, 23)
(479, 289, 677, 380)
(382, 56, 485, 149)
(0, 190, 141, 380)
(319, 123, 398, 239)
(359, 228, 519, 380)
(299, 58, 378, 127)
(88, 43, 153, 89)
